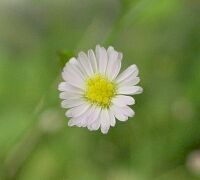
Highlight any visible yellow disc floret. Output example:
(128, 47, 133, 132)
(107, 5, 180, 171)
(85, 74, 116, 108)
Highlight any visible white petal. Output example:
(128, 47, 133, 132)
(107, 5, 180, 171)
(118, 52, 123, 61)
(85, 105, 96, 126)
(59, 92, 82, 101)
(69, 118, 82, 127)
(58, 82, 84, 95)
(72, 105, 93, 127)
(68, 58, 85, 79)
(58, 82, 67, 91)
(65, 102, 90, 118)
(107, 46, 114, 55)
(108, 109, 116, 127)
(68, 117, 87, 127)
(62, 61, 85, 89)
(111, 105, 128, 121)
(68, 57, 88, 77)
(59, 92, 67, 99)
(112, 53, 122, 80)
(61, 99, 85, 109)
(120, 106, 135, 117)
(63, 61, 84, 80)
(119, 77, 140, 87)
(117, 86, 143, 95)
(68, 57, 78, 65)
(112, 105, 135, 118)
(88, 108, 102, 131)
(88, 49, 98, 73)
(116, 64, 139, 83)
(78, 52, 93, 76)
(87, 106, 101, 128)
(68, 118, 76, 126)
(95, 45, 101, 60)
(65, 110, 73, 117)
(89, 118, 101, 131)
(106, 50, 122, 80)
(62, 68, 85, 90)
(100, 109, 110, 134)
(59, 92, 82, 100)
(112, 95, 135, 107)
(96, 46, 108, 75)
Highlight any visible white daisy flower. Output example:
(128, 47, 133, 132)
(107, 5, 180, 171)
(58, 45, 143, 134)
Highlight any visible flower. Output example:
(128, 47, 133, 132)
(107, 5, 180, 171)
(58, 45, 143, 134)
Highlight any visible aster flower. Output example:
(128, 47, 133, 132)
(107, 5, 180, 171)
(58, 45, 143, 134)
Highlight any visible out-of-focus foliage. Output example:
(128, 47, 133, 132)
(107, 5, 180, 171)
(0, 0, 200, 179)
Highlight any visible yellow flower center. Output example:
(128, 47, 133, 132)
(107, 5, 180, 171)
(85, 74, 116, 108)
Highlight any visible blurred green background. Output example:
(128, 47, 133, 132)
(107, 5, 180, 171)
(0, 0, 200, 179)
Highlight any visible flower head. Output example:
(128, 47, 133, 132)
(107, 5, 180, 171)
(58, 45, 143, 134)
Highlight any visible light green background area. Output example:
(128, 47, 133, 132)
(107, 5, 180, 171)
(0, 0, 200, 179)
